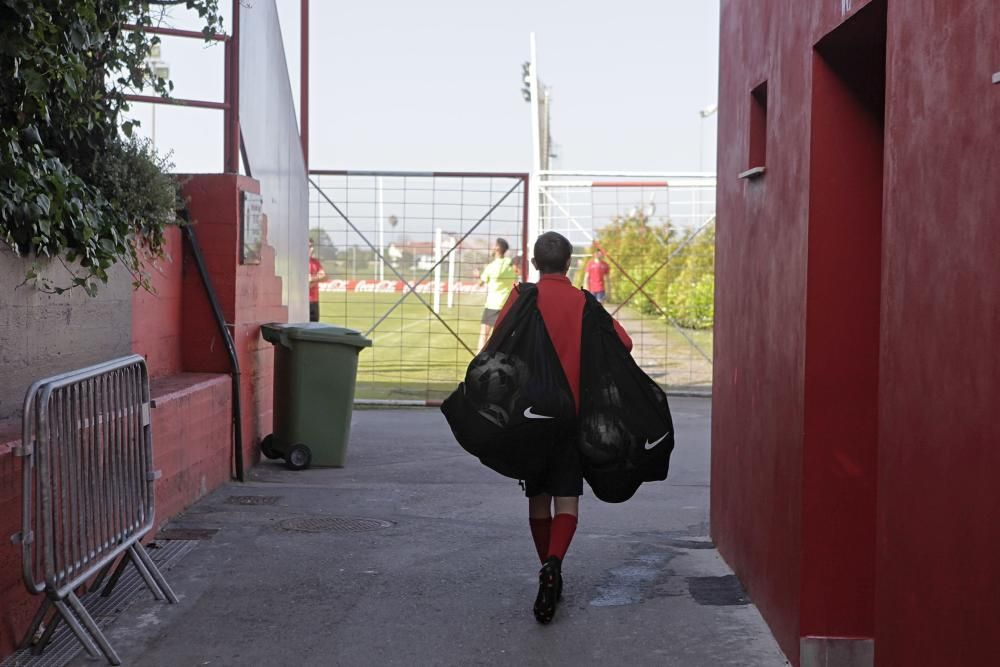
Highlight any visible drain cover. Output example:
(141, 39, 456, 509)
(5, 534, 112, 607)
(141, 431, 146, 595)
(686, 575, 751, 606)
(279, 517, 392, 533)
(225, 495, 281, 505)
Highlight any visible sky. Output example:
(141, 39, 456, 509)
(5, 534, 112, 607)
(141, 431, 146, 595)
(126, 0, 719, 175)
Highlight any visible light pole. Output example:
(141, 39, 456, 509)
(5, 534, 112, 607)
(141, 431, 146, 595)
(145, 44, 170, 150)
(377, 177, 385, 281)
(698, 104, 718, 223)
(524, 34, 543, 281)
(698, 103, 718, 173)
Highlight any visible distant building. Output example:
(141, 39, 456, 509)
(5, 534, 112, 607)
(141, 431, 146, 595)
(386, 241, 435, 270)
(387, 237, 492, 272)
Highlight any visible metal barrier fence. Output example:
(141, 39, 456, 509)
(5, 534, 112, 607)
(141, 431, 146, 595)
(309, 171, 528, 403)
(11, 356, 176, 665)
(539, 172, 717, 391)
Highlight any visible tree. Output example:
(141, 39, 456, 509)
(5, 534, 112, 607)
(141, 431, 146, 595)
(0, 0, 223, 294)
(592, 207, 715, 330)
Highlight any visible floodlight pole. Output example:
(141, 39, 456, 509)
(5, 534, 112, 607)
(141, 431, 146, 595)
(143, 51, 168, 150)
(527, 32, 542, 282)
(698, 103, 717, 173)
(377, 176, 385, 281)
(698, 104, 718, 221)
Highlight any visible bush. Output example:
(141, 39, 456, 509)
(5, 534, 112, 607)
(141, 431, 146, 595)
(592, 210, 715, 330)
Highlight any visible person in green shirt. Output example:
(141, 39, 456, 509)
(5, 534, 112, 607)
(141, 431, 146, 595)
(477, 238, 518, 351)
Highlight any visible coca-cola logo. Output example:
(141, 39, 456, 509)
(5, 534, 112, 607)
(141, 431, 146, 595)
(317, 280, 486, 294)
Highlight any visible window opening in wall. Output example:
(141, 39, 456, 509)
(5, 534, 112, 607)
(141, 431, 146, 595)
(742, 81, 768, 179)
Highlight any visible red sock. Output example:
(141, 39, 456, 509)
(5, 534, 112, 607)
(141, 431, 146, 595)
(547, 513, 578, 562)
(529, 518, 552, 564)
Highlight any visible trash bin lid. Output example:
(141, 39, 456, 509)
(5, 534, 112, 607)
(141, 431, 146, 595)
(262, 322, 372, 348)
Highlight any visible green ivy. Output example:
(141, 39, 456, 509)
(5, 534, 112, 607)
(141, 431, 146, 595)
(587, 210, 715, 330)
(0, 0, 223, 294)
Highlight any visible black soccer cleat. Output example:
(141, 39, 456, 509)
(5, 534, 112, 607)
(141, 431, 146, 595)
(533, 556, 562, 624)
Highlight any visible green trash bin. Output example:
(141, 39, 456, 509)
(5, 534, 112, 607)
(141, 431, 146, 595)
(260, 322, 372, 470)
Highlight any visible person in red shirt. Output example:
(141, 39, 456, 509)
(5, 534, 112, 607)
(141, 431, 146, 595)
(583, 248, 611, 303)
(308, 239, 326, 322)
(493, 232, 632, 624)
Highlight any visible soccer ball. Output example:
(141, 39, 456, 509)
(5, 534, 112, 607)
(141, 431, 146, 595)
(578, 412, 630, 467)
(597, 380, 623, 409)
(467, 352, 522, 403)
(648, 380, 669, 412)
(478, 403, 509, 428)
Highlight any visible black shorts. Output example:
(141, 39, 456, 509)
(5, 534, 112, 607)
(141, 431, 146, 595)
(523, 435, 584, 498)
(481, 308, 501, 326)
(309, 302, 320, 322)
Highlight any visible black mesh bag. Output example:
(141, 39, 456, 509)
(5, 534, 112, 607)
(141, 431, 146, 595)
(441, 284, 575, 480)
(577, 291, 675, 502)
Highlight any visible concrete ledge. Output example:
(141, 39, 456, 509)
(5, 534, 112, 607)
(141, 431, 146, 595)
(151, 372, 230, 402)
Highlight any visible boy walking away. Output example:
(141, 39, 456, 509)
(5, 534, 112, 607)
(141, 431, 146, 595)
(492, 232, 633, 623)
(583, 248, 611, 303)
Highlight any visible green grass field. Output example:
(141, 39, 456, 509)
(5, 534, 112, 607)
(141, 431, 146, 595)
(318, 291, 713, 401)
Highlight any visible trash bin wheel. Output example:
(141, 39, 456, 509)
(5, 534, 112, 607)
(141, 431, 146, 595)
(261, 434, 282, 460)
(285, 444, 312, 471)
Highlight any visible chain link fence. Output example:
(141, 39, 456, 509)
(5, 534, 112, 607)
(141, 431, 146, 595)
(539, 173, 716, 392)
(309, 171, 528, 402)
(308, 170, 714, 400)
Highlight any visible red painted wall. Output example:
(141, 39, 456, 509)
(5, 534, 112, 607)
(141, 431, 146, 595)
(149, 374, 233, 524)
(0, 422, 31, 657)
(180, 174, 246, 375)
(133, 226, 184, 378)
(179, 174, 287, 468)
(714, 0, 1000, 664)
(876, 1, 1000, 665)
(137, 171, 286, 497)
(712, 1, 814, 659)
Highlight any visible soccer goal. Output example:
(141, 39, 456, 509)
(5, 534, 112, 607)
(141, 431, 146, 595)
(538, 171, 717, 392)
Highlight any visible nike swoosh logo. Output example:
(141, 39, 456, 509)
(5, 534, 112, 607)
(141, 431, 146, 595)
(644, 432, 670, 450)
(523, 406, 554, 420)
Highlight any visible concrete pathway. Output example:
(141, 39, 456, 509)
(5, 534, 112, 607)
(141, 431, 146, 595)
(76, 398, 787, 666)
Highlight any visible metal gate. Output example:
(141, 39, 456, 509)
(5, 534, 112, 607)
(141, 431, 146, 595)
(308, 171, 529, 403)
(539, 172, 716, 391)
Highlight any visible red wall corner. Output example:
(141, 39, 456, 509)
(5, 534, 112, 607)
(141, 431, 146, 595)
(174, 173, 286, 459)
(133, 226, 184, 378)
